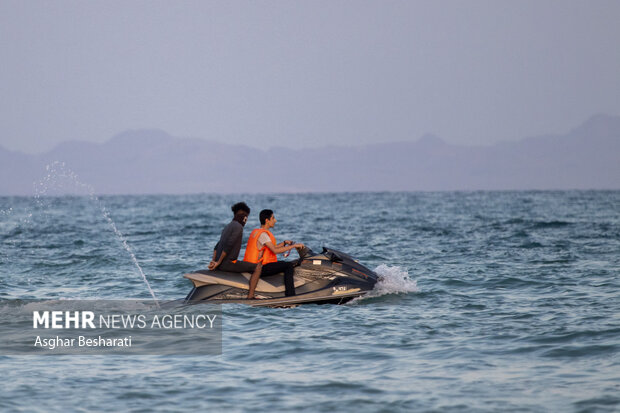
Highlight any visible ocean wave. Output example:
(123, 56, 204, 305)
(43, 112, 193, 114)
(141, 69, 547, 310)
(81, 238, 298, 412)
(531, 220, 573, 229)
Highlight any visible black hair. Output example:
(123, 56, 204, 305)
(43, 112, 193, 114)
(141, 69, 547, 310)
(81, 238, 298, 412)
(259, 209, 274, 225)
(231, 202, 250, 215)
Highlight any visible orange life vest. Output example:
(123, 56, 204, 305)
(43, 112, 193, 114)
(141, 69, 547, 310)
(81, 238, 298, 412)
(243, 228, 278, 264)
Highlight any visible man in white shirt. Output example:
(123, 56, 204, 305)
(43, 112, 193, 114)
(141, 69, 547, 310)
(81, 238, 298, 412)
(243, 209, 304, 299)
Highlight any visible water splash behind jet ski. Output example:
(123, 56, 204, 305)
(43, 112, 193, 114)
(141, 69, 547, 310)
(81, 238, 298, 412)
(184, 247, 378, 307)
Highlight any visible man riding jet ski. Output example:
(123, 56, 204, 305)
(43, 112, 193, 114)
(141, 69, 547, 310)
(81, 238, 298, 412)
(184, 247, 379, 306)
(188, 203, 378, 306)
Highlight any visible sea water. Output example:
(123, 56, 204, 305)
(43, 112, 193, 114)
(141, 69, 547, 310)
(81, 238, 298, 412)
(0, 191, 618, 412)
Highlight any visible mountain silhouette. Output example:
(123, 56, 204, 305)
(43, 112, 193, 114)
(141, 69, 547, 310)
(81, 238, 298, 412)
(1, 115, 619, 195)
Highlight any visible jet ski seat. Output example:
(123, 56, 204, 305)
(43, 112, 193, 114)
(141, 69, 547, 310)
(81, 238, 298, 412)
(184, 270, 306, 293)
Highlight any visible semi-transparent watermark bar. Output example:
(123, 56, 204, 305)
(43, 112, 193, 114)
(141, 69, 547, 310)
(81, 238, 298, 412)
(0, 300, 221, 355)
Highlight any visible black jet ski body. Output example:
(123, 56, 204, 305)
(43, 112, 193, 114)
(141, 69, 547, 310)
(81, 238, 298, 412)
(184, 247, 378, 307)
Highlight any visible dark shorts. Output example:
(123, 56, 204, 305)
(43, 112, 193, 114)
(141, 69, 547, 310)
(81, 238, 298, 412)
(260, 261, 296, 296)
(260, 261, 294, 277)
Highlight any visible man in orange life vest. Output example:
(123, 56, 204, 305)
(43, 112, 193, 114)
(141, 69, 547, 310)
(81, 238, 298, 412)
(244, 209, 304, 299)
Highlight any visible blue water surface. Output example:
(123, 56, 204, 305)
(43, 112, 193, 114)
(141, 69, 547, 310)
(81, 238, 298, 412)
(1, 191, 619, 412)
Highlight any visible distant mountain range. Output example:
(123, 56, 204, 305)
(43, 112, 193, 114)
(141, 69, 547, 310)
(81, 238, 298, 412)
(2, 114, 619, 195)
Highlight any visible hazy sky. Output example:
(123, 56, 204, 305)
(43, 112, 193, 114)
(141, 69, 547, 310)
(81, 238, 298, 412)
(1, 0, 619, 154)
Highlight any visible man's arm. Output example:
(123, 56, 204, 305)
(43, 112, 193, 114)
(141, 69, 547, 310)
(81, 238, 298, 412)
(209, 251, 227, 270)
(263, 241, 304, 255)
(208, 224, 236, 270)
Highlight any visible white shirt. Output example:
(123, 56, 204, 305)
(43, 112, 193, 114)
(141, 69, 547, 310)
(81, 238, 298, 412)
(257, 232, 272, 250)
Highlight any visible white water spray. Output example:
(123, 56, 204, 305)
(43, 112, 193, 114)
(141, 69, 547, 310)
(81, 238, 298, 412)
(367, 264, 419, 297)
(33, 161, 160, 307)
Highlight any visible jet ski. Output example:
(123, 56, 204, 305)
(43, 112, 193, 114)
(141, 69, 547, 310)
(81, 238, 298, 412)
(184, 247, 378, 307)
